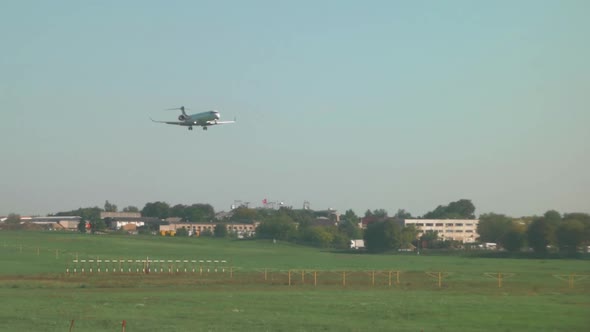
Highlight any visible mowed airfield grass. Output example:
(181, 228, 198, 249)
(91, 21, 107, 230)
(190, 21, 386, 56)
(0, 231, 589, 331)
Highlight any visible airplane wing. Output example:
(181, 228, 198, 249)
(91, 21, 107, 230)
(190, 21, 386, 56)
(206, 117, 237, 126)
(208, 120, 236, 125)
(150, 118, 186, 126)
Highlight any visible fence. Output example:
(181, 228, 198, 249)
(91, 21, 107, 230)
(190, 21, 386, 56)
(2, 242, 589, 291)
(67, 258, 228, 274)
(62, 261, 590, 290)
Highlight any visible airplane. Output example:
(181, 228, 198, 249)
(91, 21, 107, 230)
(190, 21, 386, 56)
(151, 106, 235, 131)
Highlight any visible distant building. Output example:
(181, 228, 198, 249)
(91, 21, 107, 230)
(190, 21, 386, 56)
(109, 217, 162, 230)
(27, 216, 81, 231)
(310, 217, 337, 227)
(360, 216, 403, 229)
(214, 211, 233, 220)
(100, 212, 159, 230)
(0, 216, 82, 230)
(120, 223, 138, 233)
(314, 209, 340, 222)
(403, 219, 479, 243)
(160, 222, 259, 238)
(100, 212, 141, 219)
(57, 219, 81, 231)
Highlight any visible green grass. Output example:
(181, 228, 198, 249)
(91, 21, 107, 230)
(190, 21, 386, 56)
(1, 288, 589, 332)
(1, 231, 589, 331)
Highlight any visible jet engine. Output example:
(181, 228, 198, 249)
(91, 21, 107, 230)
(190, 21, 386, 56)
(178, 115, 187, 121)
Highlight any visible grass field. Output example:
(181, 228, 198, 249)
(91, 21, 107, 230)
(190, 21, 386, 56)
(1, 231, 589, 331)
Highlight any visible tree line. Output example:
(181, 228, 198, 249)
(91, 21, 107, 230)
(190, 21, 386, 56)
(477, 210, 590, 256)
(6, 198, 590, 255)
(236, 207, 363, 248)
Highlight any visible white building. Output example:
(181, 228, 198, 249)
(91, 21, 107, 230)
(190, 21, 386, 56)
(403, 219, 479, 243)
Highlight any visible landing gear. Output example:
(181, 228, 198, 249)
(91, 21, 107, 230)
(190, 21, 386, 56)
(203, 126, 208, 131)
(188, 126, 193, 131)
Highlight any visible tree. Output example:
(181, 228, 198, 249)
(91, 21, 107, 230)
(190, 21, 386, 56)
(339, 209, 362, 239)
(77, 219, 87, 233)
(103, 217, 114, 229)
(141, 201, 170, 219)
(338, 219, 362, 240)
(104, 200, 117, 213)
(256, 214, 297, 241)
(363, 222, 387, 252)
(230, 206, 258, 222)
(477, 213, 513, 243)
(544, 210, 562, 224)
(331, 231, 350, 249)
(555, 220, 585, 255)
(372, 209, 388, 219)
(122, 206, 139, 213)
(5, 213, 21, 224)
(55, 207, 101, 221)
(446, 199, 476, 219)
(214, 224, 228, 238)
(423, 205, 447, 219)
(175, 227, 189, 237)
(398, 225, 418, 248)
(363, 220, 401, 252)
(563, 213, 590, 251)
(301, 226, 334, 247)
(423, 199, 475, 219)
(170, 204, 187, 220)
(420, 230, 439, 249)
(342, 209, 360, 223)
(288, 209, 314, 226)
(563, 213, 590, 224)
(527, 218, 553, 255)
(89, 219, 106, 233)
(184, 204, 215, 222)
(200, 229, 213, 237)
(502, 225, 526, 252)
(394, 209, 413, 220)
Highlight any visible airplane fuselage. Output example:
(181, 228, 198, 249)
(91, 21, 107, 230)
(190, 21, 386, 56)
(181, 111, 221, 126)
(151, 106, 234, 131)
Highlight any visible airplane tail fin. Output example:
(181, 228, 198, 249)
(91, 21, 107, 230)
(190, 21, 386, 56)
(166, 106, 188, 116)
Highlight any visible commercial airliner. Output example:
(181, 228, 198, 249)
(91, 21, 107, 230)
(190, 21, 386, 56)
(151, 106, 235, 131)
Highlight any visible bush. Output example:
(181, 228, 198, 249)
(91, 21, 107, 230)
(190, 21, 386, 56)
(175, 228, 189, 237)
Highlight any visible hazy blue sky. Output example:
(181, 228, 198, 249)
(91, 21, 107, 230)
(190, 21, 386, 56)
(1, 1, 589, 218)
